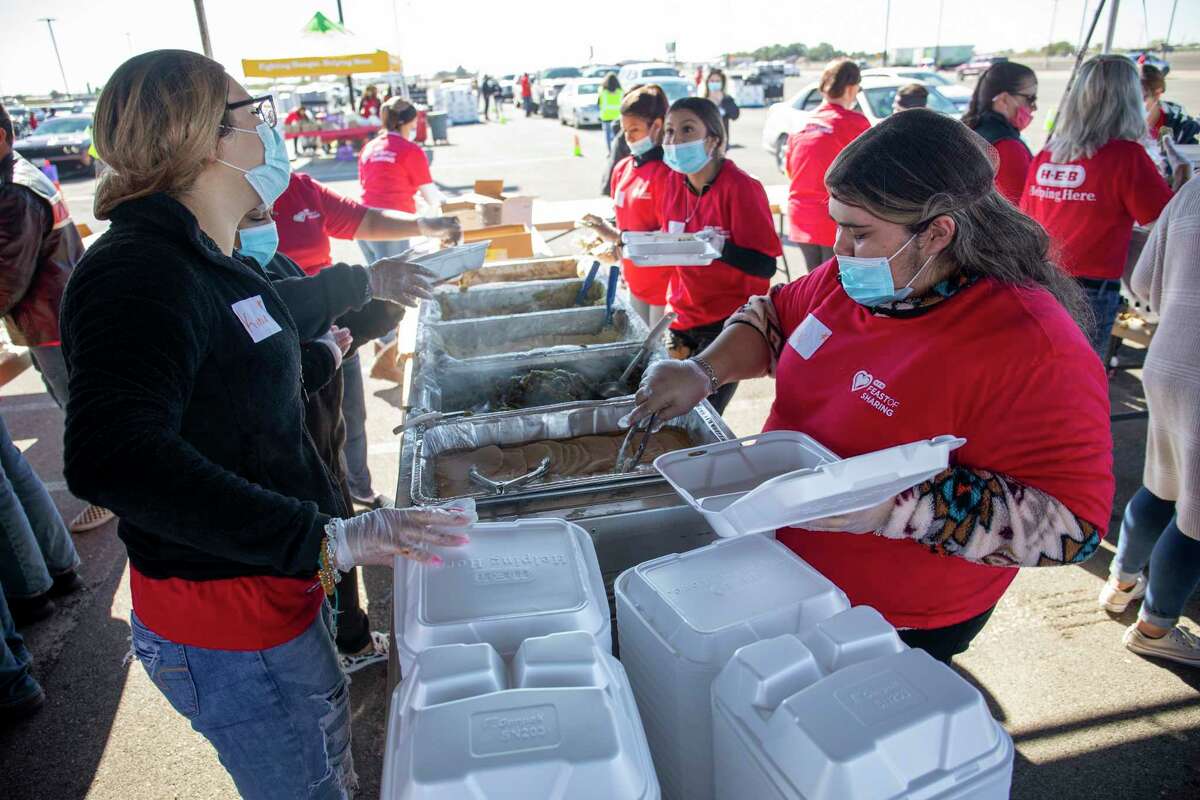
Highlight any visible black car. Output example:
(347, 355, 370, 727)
(14, 113, 95, 176)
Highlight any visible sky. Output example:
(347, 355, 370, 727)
(1, 0, 1196, 95)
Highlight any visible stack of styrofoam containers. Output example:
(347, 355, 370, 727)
(430, 83, 479, 125)
(382, 631, 660, 798)
(615, 533, 851, 800)
(711, 606, 1014, 799)
(393, 518, 611, 676)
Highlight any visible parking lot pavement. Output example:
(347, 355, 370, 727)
(5, 60, 1199, 798)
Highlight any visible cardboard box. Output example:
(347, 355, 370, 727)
(464, 223, 527, 243)
(484, 232, 535, 261)
(474, 179, 505, 199)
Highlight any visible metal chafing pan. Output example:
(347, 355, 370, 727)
(420, 277, 606, 325)
(410, 397, 730, 505)
(409, 345, 665, 415)
(422, 304, 648, 362)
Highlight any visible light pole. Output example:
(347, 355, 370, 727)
(933, 0, 944, 68)
(1046, 0, 1059, 68)
(38, 17, 70, 96)
(882, 0, 891, 66)
(192, 0, 213, 58)
(1103, 0, 1120, 53)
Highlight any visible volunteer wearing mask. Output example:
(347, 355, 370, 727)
(700, 68, 740, 144)
(580, 85, 673, 327)
(961, 61, 1038, 205)
(357, 96, 443, 263)
(1021, 55, 1177, 357)
(1141, 65, 1200, 145)
(60, 51, 473, 799)
(623, 110, 1113, 663)
(657, 96, 781, 413)
(598, 72, 623, 153)
(786, 59, 870, 272)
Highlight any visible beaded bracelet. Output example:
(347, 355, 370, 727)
(689, 355, 720, 394)
(317, 531, 342, 597)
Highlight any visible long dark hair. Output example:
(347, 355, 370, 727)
(961, 61, 1036, 129)
(668, 96, 726, 151)
(825, 109, 1090, 331)
(602, 72, 620, 93)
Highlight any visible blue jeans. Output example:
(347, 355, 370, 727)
(130, 609, 355, 799)
(1079, 279, 1122, 360)
(356, 238, 410, 267)
(0, 414, 79, 598)
(602, 120, 616, 152)
(1111, 487, 1200, 628)
(339, 353, 373, 499)
(29, 344, 69, 409)
(0, 586, 40, 706)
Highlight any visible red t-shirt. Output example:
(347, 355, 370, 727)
(130, 566, 323, 650)
(767, 264, 1113, 630)
(612, 153, 674, 306)
(519, 75, 532, 98)
(992, 138, 1033, 205)
(284, 108, 307, 126)
(658, 160, 782, 330)
(360, 96, 381, 119)
(275, 173, 370, 275)
(785, 103, 870, 245)
(1020, 139, 1172, 280)
(358, 131, 433, 213)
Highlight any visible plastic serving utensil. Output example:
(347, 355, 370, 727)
(574, 260, 602, 306)
(598, 311, 676, 399)
(602, 265, 620, 327)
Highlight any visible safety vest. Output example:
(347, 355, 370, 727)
(598, 89, 622, 122)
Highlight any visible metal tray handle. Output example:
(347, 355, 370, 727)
(468, 456, 552, 494)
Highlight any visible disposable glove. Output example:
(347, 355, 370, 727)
(801, 498, 895, 534)
(619, 358, 711, 430)
(367, 257, 437, 306)
(328, 505, 475, 568)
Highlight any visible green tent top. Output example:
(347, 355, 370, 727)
(302, 11, 351, 35)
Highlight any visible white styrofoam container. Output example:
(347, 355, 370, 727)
(655, 434, 965, 538)
(383, 631, 660, 799)
(614, 534, 850, 800)
(620, 231, 721, 266)
(394, 518, 610, 676)
(712, 607, 1014, 800)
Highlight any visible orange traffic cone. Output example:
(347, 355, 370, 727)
(572, 134, 582, 157)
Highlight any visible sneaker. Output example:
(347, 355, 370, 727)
(48, 569, 85, 598)
(69, 504, 114, 533)
(339, 631, 390, 674)
(1098, 574, 1147, 613)
(1123, 624, 1200, 668)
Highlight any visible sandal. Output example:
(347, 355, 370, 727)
(339, 631, 390, 674)
(69, 504, 114, 533)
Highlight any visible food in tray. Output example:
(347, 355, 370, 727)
(436, 282, 604, 321)
(465, 367, 638, 414)
(445, 328, 626, 358)
(434, 429, 693, 496)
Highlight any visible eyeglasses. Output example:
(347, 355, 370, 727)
(1012, 92, 1037, 107)
(225, 95, 277, 128)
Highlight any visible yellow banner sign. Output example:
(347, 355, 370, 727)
(241, 51, 400, 78)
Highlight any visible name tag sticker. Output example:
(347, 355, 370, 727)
(614, 189, 626, 207)
(231, 296, 282, 344)
(667, 220, 685, 234)
(788, 314, 832, 359)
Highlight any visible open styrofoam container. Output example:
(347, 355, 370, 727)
(621, 231, 721, 266)
(383, 631, 660, 799)
(412, 240, 491, 281)
(393, 518, 610, 675)
(711, 606, 1014, 800)
(655, 433, 966, 538)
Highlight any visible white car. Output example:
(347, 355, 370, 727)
(618, 62, 682, 88)
(556, 79, 603, 127)
(651, 77, 695, 105)
(862, 67, 972, 111)
(761, 76, 963, 172)
(582, 64, 621, 79)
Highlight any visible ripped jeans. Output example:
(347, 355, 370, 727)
(129, 609, 356, 799)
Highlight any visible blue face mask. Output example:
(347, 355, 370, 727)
(237, 220, 278, 267)
(664, 139, 712, 174)
(837, 233, 935, 307)
(628, 132, 655, 157)
(707, 80, 724, 92)
(218, 122, 292, 206)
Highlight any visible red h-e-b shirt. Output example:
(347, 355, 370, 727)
(612, 153, 674, 306)
(1020, 139, 1172, 280)
(274, 173, 370, 275)
(657, 160, 781, 330)
(766, 264, 1113, 630)
(786, 103, 870, 245)
(358, 131, 433, 213)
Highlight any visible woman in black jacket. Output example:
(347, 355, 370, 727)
(701, 67, 741, 145)
(60, 50, 472, 799)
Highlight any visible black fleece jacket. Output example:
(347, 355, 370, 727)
(61, 194, 371, 581)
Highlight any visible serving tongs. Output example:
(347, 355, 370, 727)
(614, 412, 657, 474)
(468, 456, 552, 494)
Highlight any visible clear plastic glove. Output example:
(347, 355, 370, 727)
(367, 257, 437, 306)
(801, 498, 895, 534)
(619, 358, 711, 430)
(330, 325, 353, 356)
(579, 213, 621, 244)
(695, 227, 727, 254)
(314, 329, 344, 372)
(330, 505, 476, 569)
(417, 216, 463, 246)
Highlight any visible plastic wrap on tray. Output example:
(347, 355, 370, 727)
(419, 277, 607, 326)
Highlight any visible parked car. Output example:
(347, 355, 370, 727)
(582, 64, 621, 79)
(750, 62, 787, 102)
(499, 74, 516, 100)
(13, 112, 95, 176)
(956, 55, 1008, 80)
(556, 79, 603, 127)
(863, 67, 972, 111)
(652, 77, 695, 105)
(534, 66, 583, 117)
(617, 62, 682, 87)
(1126, 51, 1170, 76)
(761, 77, 961, 172)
